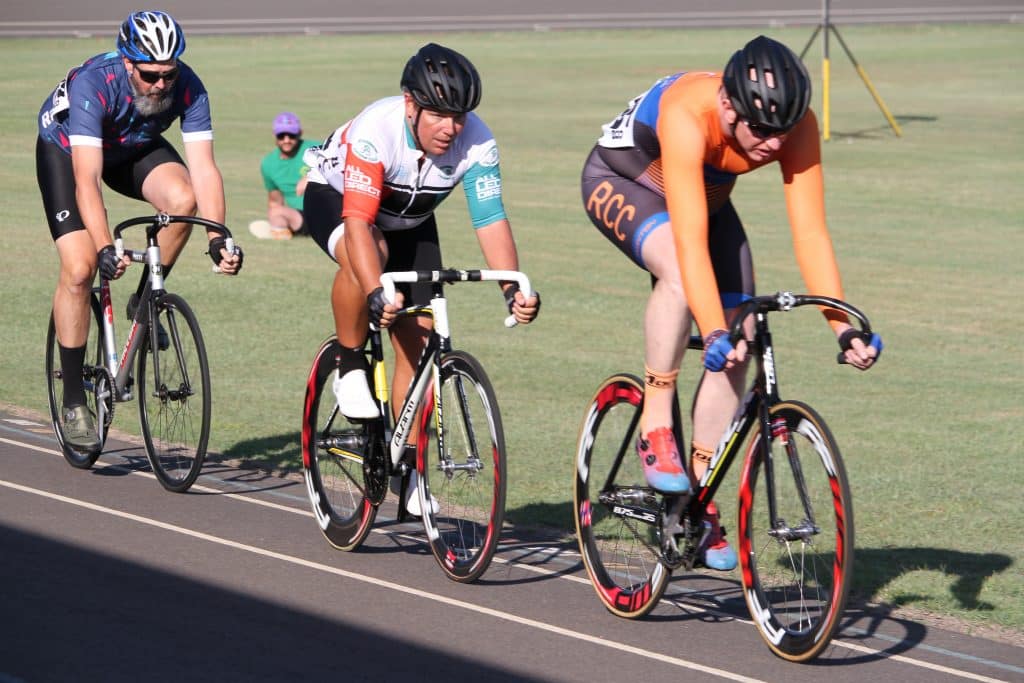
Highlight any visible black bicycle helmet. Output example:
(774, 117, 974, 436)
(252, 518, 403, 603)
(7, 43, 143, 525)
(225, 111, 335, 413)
(400, 43, 481, 114)
(722, 35, 811, 133)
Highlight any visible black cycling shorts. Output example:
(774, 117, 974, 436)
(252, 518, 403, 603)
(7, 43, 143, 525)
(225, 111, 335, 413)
(36, 136, 185, 241)
(304, 180, 442, 307)
(581, 145, 754, 308)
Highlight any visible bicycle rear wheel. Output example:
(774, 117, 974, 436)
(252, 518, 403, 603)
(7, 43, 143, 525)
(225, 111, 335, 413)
(137, 293, 210, 493)
(45, 295, 110, 468)
(301, 337, 380, 551)
(418, 351, 506, 583)
(738, 400, 854, 661)
(574, 374, 670, 618)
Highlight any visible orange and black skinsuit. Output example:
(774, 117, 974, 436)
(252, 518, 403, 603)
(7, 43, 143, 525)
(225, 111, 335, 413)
(581, 70, 848, 335)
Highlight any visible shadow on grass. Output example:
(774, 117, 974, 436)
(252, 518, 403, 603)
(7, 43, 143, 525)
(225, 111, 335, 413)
(215, 430, 303, 477)
(505, 500, 574, 536)
(829, 114, 937, 139)
(854, 546, 1013, 612)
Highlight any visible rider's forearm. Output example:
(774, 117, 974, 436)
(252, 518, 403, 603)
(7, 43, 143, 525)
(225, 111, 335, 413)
(344, 216, 382, 296)
(475, 219, 520, 271)
(193, 166, 226, 226)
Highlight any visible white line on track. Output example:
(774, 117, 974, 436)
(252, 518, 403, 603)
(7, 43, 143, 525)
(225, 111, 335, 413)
(0, 433, 1013, 682)
(1, 477, 763, 682)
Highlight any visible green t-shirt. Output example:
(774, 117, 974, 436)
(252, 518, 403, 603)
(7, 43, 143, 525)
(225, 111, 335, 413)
(260, 139, 319, 211)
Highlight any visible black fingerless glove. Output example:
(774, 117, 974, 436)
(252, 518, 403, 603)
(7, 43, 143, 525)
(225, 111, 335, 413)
(207, 237, 227, 266)
(367, 286, 388, 327)
(503, 283, 541, 319)
(97, 245, 120, 281)
(207, 237, 244, 272)
(838, 328, 869, 351)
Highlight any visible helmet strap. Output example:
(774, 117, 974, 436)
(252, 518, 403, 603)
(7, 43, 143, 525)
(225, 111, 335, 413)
(408, 105, 426, 153)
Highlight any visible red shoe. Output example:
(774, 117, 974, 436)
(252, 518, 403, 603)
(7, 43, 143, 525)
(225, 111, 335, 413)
(635, 427, 690, 494)
(700, 502, 737, 570)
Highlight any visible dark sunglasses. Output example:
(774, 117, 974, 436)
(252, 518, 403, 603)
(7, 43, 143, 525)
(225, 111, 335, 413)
(742, 118, 789, 140)
(135, 67, 179, 84)
(276, 132, 298, 140)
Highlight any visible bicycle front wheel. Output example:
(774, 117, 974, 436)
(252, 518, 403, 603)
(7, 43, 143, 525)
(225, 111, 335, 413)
(418, 351, 506, 583)
(574, 374, 669, 618)
(45, 295, 110, 468)
(301, 337, 379, 551)
(738, 400, 854, 661)
(137, 293, 210, 493)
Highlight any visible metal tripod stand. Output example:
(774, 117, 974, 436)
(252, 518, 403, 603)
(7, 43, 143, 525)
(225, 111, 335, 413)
(799, 0, 902, 140)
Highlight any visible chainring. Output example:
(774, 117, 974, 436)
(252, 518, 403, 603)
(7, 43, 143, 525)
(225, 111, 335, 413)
(362, 421, 389, 506)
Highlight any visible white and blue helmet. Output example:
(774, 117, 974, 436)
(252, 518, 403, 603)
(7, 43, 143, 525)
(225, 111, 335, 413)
(117, 11, 185, 62)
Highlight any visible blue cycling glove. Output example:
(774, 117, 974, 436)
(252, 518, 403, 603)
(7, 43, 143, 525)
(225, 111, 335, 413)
(702, 329, 734, 372)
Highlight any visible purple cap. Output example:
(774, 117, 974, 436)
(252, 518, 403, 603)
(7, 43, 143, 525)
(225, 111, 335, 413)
(272, 112, 301, 136)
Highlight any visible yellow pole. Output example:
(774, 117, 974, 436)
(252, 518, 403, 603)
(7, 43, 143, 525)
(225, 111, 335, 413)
(823, 57, 831, 141)
(800, 0, 902, 140)
(831, 27, 903, 137)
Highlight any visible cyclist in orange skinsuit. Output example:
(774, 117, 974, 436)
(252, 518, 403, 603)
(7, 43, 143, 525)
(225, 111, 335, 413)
(582, 35, 881, 570)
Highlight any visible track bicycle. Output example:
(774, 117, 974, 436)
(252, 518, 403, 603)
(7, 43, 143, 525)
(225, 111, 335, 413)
(574, 291, 877, 661)
(46, 213, 237, 493)
(302, 269, 531, 583)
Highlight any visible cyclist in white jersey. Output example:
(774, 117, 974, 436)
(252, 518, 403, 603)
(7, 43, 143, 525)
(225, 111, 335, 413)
(303, 44, 540, 511)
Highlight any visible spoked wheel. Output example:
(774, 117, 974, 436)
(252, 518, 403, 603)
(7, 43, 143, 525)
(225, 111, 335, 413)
(137, 293, 210, 492)
(738, 400, 854, 661)
(45, 295, 111, 468)
(417, 351, 506, 583)
(301, 337, 381, 551)
(573, 374, 670, 618)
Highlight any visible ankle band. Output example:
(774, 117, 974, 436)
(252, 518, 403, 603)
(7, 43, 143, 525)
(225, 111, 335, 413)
(644, 365, 679, 389)
(691, 442, 714, 465)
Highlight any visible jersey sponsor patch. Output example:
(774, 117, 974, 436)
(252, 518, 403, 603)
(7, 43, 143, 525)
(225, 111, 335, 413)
(479, 144, 499, 168)
(345, 163, 381, 198)
(474, 172, 501, 201)
(352, 139, 380, 163)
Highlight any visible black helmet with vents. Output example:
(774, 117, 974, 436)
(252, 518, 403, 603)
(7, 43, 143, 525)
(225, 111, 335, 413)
(722, 35, 811, 133)
(401, 43, 481, 114)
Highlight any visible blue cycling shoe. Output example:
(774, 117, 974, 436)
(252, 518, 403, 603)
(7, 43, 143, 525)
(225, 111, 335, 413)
(699, 502, 738, 571)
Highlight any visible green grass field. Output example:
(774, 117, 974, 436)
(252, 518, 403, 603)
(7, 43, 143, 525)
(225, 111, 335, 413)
(1, 24, 1021, 636)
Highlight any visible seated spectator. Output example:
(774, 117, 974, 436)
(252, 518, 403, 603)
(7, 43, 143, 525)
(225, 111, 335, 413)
(249, 112, 319, 240)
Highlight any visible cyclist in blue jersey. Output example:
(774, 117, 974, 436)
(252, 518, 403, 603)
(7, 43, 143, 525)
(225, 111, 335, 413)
(37, 11, 242, 452)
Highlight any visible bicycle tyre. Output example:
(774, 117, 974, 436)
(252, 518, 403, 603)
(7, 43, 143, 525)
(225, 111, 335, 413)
(45, 295, 109, 468)
(738, 400, 854, 661)
(418, 350, 506, 583)
(301, 337, 379, 551)
(137, 293, 210, 493)
(574, 374, 670, 618)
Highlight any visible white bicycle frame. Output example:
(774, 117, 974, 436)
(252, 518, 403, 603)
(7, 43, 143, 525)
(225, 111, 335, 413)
(377, 269, 532, 469)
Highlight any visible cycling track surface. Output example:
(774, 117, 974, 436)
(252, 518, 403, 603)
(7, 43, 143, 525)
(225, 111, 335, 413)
(2, 404, 1022, 682)
(3, 2, 1022, 680)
